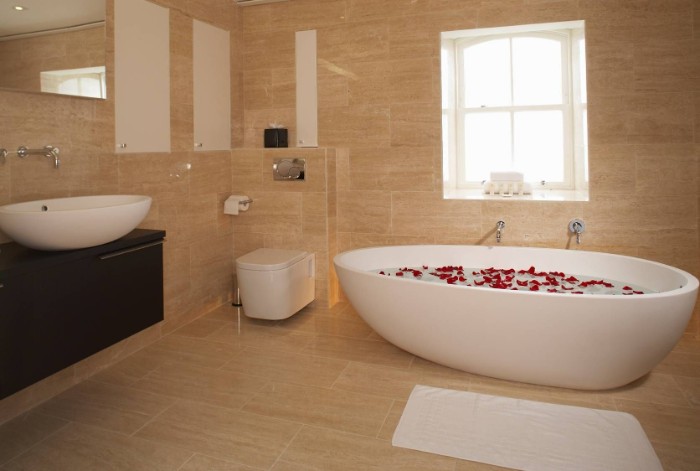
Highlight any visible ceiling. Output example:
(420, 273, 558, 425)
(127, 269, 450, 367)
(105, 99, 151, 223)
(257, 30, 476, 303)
(0, 0, 105, 38)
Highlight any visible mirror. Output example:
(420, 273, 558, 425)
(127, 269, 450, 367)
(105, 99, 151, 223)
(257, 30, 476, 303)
(0, 0, 106, 99)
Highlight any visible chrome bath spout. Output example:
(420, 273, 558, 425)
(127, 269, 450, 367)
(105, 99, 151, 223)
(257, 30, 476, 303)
(496, 220, 505, 243)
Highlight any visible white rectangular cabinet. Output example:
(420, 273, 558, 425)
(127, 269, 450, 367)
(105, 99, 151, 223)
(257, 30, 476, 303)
(193, 20, 231, 151)
(295, 30, 318, 148)
(114, 0, 170, 153)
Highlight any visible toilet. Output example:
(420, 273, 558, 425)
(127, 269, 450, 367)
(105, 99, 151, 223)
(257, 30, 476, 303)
(235, 248, 315, 320)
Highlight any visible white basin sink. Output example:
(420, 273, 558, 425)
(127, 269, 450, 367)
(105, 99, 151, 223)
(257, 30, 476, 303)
(0, 195, 152, 251)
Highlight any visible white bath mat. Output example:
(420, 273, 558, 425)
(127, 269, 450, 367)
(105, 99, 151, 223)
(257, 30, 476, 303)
(392, 385, 662, 471)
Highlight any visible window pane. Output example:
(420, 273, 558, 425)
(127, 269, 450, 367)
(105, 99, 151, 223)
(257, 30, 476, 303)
(514, 111, 564, 182)
(578, 37, 587, 104)
(464, 112, 511, 181)
(462, 39, 510, 108)
(512, 37, 562, 106)
(442, 112, 451, 182)
(441, 44, 455, 109)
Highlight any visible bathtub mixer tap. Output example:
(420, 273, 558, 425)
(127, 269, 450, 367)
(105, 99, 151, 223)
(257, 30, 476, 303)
(568, 219, 586, 244)
(496, 220, 505, 243)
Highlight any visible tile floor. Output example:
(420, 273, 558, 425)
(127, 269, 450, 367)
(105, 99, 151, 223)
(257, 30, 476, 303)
(0, 302, 699, 470)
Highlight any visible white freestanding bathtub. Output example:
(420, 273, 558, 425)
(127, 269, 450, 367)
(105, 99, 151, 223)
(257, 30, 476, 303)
(334, 245, 699, 390)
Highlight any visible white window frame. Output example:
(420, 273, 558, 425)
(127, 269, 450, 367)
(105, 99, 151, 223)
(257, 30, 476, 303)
(442, 21, 588, 201)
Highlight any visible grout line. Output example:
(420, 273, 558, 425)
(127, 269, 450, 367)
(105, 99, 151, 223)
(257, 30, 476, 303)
(266, 424, 305, 471)
(173, 452, 197, 471)
(327, 361, 352, 390)
(375, 398, 398, 441)
(128, 398, 180, 438)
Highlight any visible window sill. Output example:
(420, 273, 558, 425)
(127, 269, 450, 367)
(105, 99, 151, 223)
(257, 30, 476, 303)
(444, 188, 589, 202)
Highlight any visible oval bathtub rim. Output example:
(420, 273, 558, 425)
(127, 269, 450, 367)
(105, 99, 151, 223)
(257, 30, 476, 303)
(333, 245, 700, 299)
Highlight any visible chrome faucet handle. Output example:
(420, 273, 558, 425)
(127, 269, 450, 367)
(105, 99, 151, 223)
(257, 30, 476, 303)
(496, 220, 505, 243)
(568, 218, 586, 244)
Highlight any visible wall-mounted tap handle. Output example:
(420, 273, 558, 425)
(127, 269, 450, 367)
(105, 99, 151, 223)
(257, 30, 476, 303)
(568, 218, 585, 245)
(496, 220, 505, 243)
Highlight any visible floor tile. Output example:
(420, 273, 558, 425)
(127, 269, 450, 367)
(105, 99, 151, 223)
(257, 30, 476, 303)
(242, 382, 394, 437)
(134, 400, 301, 469)
(90, 348, 166, 387)
(130, 362, 269, 411)
(171, 317, 232, 339)
(275, 308, 375, 339)
(178, 453, 263, 471)
(332, 361, 471, 401)
(0, 412, 68, 466)
(2, 422, 192, 471)
(655, 350, 700, 378)
(35, 380, 176, 435)
(221, 347, 349, 388)
(377, 400, 406, 441)
(604, 372, 691, 407)
(674, 375, 700, 408)
(279, 425, 456, 471)
(614, 399, 700, 450)
(206, 323, 316, 354)
(652, 441, 700, 471)
(143, 335, 243, 369)
(301, 335, 414, 369)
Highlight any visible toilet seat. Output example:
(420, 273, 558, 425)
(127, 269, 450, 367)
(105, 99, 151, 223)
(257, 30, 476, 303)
(236, 248, 308, 271)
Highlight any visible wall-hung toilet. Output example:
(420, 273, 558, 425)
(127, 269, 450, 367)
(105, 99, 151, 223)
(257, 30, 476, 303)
(235, 248, 315, 320)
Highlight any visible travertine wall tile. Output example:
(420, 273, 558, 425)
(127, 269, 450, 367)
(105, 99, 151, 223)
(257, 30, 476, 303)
(240, 0, 699, 335)
(348, 147, 435, 192)
(337, 190, 392, 234)
(243, 30, 296, 71)
(391, 191, 482, 239)
(319, 21, 390, 64)
(170, 9, 194, 152)
(232, 190, 303, 235)
(270, 0, 347, 31)
(319, 105, 391, 148)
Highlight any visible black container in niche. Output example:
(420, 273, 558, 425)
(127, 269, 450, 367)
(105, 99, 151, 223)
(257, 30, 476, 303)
(264, 128, 288, 148)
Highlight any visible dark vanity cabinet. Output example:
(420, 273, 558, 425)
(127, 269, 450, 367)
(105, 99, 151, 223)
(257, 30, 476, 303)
(0, 229, 165, 399)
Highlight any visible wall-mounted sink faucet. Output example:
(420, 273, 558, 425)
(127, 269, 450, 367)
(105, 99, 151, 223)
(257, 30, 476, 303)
(568, 218, 585, 244)
(0, 145, 60, 169)
(496, 220, 505, 243)
(18, 146, 60, 169)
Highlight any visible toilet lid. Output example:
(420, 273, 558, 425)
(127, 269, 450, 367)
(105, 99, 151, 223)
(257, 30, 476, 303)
(236, 248, 309, 271)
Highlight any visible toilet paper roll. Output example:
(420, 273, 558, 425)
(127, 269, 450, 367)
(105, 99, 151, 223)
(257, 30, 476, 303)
(224, 195, 251, 216)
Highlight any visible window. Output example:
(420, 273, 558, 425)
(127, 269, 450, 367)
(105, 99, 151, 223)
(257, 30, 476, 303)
(441, 21, 588, 200)
(40, 66, 107, 99)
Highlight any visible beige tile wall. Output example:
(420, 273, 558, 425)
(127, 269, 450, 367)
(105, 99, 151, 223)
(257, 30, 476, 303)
(241, 0, 700, 336)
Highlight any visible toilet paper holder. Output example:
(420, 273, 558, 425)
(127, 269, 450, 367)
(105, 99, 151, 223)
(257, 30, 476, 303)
(224, 195, 254, 215)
